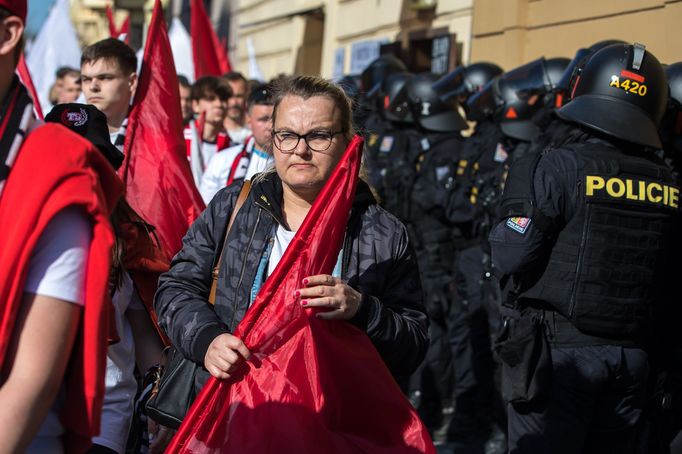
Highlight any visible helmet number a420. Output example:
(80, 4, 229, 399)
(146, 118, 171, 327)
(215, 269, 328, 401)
(610, 76, 648, 96)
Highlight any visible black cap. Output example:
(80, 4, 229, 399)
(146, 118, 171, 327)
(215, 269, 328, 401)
(45, 103, 124, 170)
(247, 84, 273, 106)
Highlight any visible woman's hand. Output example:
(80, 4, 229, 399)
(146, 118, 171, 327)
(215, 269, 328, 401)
(295, 275, 362, 320)
(204, 333, 251, 379)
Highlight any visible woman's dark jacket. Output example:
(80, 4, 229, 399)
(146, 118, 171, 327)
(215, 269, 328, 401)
(155, 173, 429, 378)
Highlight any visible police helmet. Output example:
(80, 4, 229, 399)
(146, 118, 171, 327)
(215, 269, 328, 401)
(382, 72, 414, 123)
(432, 62, 503, 101)
(360, 55, 407, 94)
(557, 43, 668, 149)
(496, 58, 557, 141)
(556, 41, 627, 104)
(466, 78, 501, 122)
(388, 72, 468, 132)
(590, 39, 627, 52)
(337, 74, 362, 102)
(545, 57, 571, 89)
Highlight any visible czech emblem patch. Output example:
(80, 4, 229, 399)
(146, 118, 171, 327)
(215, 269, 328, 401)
(506, 216, 531, 234)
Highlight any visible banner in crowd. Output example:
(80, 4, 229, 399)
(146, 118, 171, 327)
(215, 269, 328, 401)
(121, 0, 205, 259)
(190, 0, 231, 79)
(25, 0, 81, 114)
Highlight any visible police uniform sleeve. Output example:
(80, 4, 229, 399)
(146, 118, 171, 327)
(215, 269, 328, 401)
(489, 152, 575, 274)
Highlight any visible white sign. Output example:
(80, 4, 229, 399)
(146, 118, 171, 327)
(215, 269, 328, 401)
(333, 47, 345, 79)
(350, 40, 382, 74)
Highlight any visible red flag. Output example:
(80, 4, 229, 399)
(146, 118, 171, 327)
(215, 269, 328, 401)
(106, 4, 130, 42)
(105, 4, 117, 37)
(16, 53, 43, 120)
(191, 0, 231, 79)
(167, 135, 435, 453)
(119, 14, 131, 42)
(121, 0, 206, 259)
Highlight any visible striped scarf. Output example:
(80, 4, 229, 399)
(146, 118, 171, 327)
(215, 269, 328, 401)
(0, 78, 39, 198)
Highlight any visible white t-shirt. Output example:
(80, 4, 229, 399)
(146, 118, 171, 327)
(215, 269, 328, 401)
(266, 226, 342, 278)
(200, 137, 274, 204)
(227, 126, 251, 145)
(24, 207, 92, 454)
(267, 225, 297, 277)
(24, 207, 91, 304)
(245, 147, 273, 181)
(199, 141, 251, 204)
(92, 272, 144, 453)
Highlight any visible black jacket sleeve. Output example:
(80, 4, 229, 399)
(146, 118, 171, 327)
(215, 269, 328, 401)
(350, 220, 429, 378)
(154, 185, 240, 364)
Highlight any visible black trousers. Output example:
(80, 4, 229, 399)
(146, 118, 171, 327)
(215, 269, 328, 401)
(507, 345, 649, 454)
(447, 244, 499, 443)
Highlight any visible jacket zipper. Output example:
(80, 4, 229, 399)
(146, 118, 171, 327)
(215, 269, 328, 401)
(231, 208, 262, 329)
(568, 180, 588, 318)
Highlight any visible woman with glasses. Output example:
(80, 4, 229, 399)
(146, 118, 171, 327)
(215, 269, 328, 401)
(155, 75, 428, 410)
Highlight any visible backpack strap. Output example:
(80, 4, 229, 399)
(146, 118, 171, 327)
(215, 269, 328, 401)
(208, 180, 251, 305)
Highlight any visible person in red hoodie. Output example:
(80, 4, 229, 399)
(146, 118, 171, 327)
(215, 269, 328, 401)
(0, 1, 122, 452)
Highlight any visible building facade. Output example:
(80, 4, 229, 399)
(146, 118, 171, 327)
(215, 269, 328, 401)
(471, 0, 682, 70)
(68, 0, 682, 79)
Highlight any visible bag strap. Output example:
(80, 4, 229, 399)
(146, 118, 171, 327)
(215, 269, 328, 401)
(208, 180, 251, 305)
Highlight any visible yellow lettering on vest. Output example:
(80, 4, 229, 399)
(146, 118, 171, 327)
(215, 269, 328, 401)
(585, 176, 605, 196)
(606, 178, 625, 197)
(647, 182, 663, 203)
(664, 184, 670, 206)
(625, 179, 639, 200)
(670, 187, 680, 209)
(638, 180, 646, 201)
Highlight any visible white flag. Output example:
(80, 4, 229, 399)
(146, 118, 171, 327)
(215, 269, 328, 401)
(25, 0, 81, 115)
(169, 17, 194, 83)
(247, 37, 264, 82)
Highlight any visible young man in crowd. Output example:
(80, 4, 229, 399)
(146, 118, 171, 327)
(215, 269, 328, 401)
(222, 71, 251, 144)
(184, 75, 233, 186)
(80, 37, 138, 148)
(178, 74, 193, 126)
(199, 83, 274, 203)
(0, 1, 121, 451)
(49, 66, 81, 105)
(55, 68, 81, 104)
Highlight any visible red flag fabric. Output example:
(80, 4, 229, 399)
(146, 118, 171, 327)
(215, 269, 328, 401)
(167, 135, 435, 454)
(121, 0, 206, 259)
(105, 4, 117, 38)
(16, 53, 43, 120)
(191, 0, 231, 79)
(106, 4, 130, 42)
(119, 14, 130, 42)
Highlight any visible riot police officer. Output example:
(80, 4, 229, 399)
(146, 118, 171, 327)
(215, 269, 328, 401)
(364, 71, 413, 200)
(356, 55, 408, 135)
(436, 60, 563, 450)
(384, 73, 468, 435)
(490, 43, 681, 453)
(529, 40, 625, 156)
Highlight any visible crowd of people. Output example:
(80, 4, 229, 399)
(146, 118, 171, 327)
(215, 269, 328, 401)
(1, 0, 681, 452)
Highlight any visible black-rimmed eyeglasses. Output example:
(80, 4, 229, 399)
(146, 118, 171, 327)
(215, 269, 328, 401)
(272, 130, 345, 153)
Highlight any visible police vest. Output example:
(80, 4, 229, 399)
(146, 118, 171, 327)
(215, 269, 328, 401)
(519, 142, 680, 338)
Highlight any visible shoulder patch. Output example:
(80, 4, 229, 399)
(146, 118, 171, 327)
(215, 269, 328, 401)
(506, 216, 531, 234)
(379, 135, 394, 152)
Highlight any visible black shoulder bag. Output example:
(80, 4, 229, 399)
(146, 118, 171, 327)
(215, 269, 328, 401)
(146, 181, 251, 429)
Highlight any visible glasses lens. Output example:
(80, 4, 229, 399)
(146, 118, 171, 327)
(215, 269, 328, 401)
(306, 131, 333, 151)
(275, 132, 299, 151)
